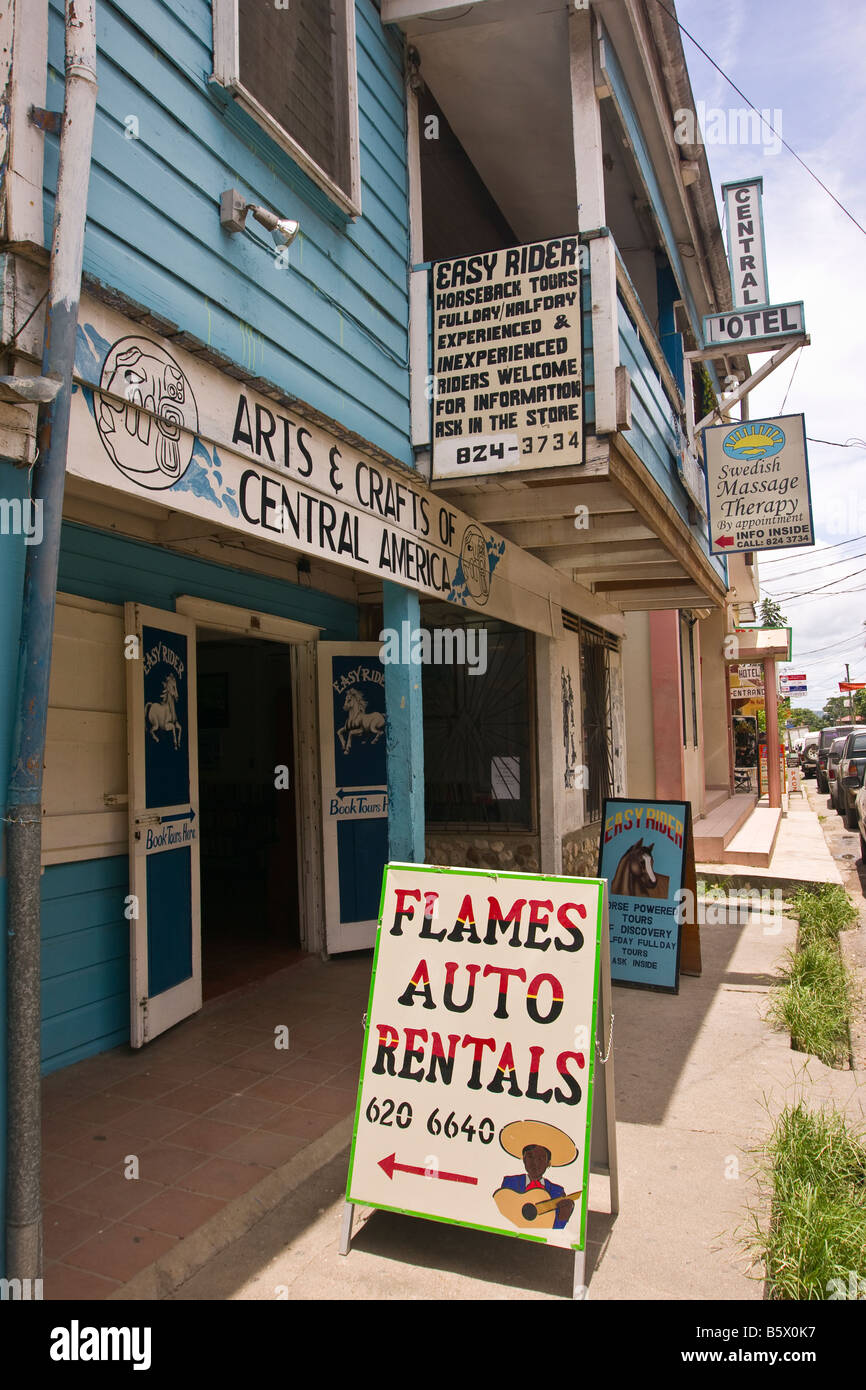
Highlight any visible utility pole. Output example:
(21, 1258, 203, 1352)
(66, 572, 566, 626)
(845, 663, 854, 722)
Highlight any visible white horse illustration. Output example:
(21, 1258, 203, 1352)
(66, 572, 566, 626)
(145, 674, 182, 750)
(337, 687, 385, 754)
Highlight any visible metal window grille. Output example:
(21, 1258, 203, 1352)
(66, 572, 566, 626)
(564, 615, 618, 824)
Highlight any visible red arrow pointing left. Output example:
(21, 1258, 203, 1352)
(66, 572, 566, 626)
(716, 535, 734, 548)
(378, 1152, 477, 1185)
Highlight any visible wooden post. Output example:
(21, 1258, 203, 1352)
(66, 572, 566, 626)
(382, 582, 425, 861)
(763, 656, 782, 808)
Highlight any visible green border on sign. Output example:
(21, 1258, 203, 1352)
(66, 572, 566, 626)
(344, 862, 607, 1255)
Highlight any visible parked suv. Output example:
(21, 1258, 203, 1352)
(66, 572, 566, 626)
(837, 727, 866, 830)
(816, 725, 849, 792)
(827, 736, 849, 813)
(800, 736, 819, 778)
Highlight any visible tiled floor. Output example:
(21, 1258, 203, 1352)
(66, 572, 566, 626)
(41, 952, 371, 1298)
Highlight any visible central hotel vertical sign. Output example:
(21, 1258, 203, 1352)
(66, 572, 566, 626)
(431, 237, 584, 479)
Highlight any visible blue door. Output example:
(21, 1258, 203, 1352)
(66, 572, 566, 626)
(125, 604, 202, 1045)
(318, 644, 389, 952)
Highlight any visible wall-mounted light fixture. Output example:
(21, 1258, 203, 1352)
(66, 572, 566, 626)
(220, 188, 300, 247)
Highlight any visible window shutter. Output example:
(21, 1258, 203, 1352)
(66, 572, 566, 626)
(238, 0, 351, 195)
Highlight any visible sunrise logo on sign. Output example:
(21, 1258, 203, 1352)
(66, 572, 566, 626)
(722, 423, 785, 462)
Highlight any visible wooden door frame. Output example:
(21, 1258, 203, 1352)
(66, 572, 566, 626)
(175, 596, 325, 955)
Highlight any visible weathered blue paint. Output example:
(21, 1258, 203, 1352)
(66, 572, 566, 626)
(34, 521, 361, 1073)
(382, 582, 425, 862)
(40, 856, 129, 1075)
(0, 460, 29, 1273)
(657, 261, 685, 396)
(618, 294, 725, 581)
(58, 522, 359, 639)
(43, 0, 412, 466)
(599, 24, 702, 343)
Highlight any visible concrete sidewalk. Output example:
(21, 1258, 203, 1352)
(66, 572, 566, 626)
(698, 786, 844, 890)
(159, 893, 865, 1302)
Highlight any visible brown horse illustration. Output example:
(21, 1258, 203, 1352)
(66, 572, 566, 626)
(610, 837, 670, 899)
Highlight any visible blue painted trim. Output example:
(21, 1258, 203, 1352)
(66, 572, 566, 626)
(0, 460, 28, 1276)
(599, 24, 702, 342)
(58, 522, 359, 640)
(382, 584, 425, 862)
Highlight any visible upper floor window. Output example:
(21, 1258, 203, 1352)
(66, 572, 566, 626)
(212, 0, 361, 217)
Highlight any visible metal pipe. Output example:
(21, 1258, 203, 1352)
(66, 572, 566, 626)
(5, 0, 97, 1280)
(764, 657, 782, 809)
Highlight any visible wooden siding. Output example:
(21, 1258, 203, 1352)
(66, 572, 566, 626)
(43, 0, 412, 464)
(33, 520, 361, 1071)
(57, 521, 360, 638)
(618, 294, 725, 581)
(599, 22, 701, 342)
(0, 460, 29, 1251)
(40, 857, 130, 1074)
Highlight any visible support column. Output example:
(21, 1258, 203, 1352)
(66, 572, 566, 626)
(763, 656, 782, 809)
(649, 611, 685, 800)
(382, 582, 425, 862)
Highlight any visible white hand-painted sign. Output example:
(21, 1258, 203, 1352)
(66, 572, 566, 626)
(431, 237, 583, 479)
(703, 414, 814, 554)
(722, 178, 770, 309)
(346, 863, 605, 1251)
(68, 296, 584, 638)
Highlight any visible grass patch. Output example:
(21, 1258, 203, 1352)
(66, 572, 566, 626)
(748, 1102, 866, 1299)
(767, 885, 855, 1066)
(768, 941, 851, 1065)
(790, 884, 858, 945)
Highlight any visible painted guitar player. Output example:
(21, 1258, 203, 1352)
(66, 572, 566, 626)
(493, 1120, 581, 1231)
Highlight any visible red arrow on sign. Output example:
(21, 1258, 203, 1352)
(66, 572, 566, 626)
(378, 1152, 478, 1185)
(716, 535, 735, 548)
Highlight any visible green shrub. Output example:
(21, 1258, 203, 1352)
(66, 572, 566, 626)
(768, 940, 851, 1067)
(750, 1102, 866, 1300)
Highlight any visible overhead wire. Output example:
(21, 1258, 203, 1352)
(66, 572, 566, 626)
(650, 0, 866, 237)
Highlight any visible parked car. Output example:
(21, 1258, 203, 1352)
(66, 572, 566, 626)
(855, 778, 866, 862)
(837, 727, 866, 830)
(800, 737, 819, 778)
(827, 736, 849, 813)
(816, 726, 849, 791)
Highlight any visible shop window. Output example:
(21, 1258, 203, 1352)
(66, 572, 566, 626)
(680, 615, 698, 749)
(422, 622, 533, 827)
(580, 626, 614, 823)
(212, 0, 361, 215)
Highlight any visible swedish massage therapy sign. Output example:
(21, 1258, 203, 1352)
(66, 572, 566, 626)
(598, 799, 690, 994)
(346, 864, 605, 1251)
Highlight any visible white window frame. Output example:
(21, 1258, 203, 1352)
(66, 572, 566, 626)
(212, 0, 362, 218)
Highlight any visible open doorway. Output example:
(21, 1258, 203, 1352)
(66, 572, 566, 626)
(196, 637, 303, 999)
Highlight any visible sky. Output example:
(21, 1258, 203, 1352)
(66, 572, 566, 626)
(676, 0, 866, 715)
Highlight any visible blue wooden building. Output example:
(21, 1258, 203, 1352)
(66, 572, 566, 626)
(0, 0, 755, 1277)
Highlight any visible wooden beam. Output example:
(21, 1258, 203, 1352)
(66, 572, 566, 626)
(442, 481, 626, 524)
(563, 538, 666, 565)
(579, 564, 686, 583)
(497, 514, 648, 548)
(608, 438, 727, 606)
